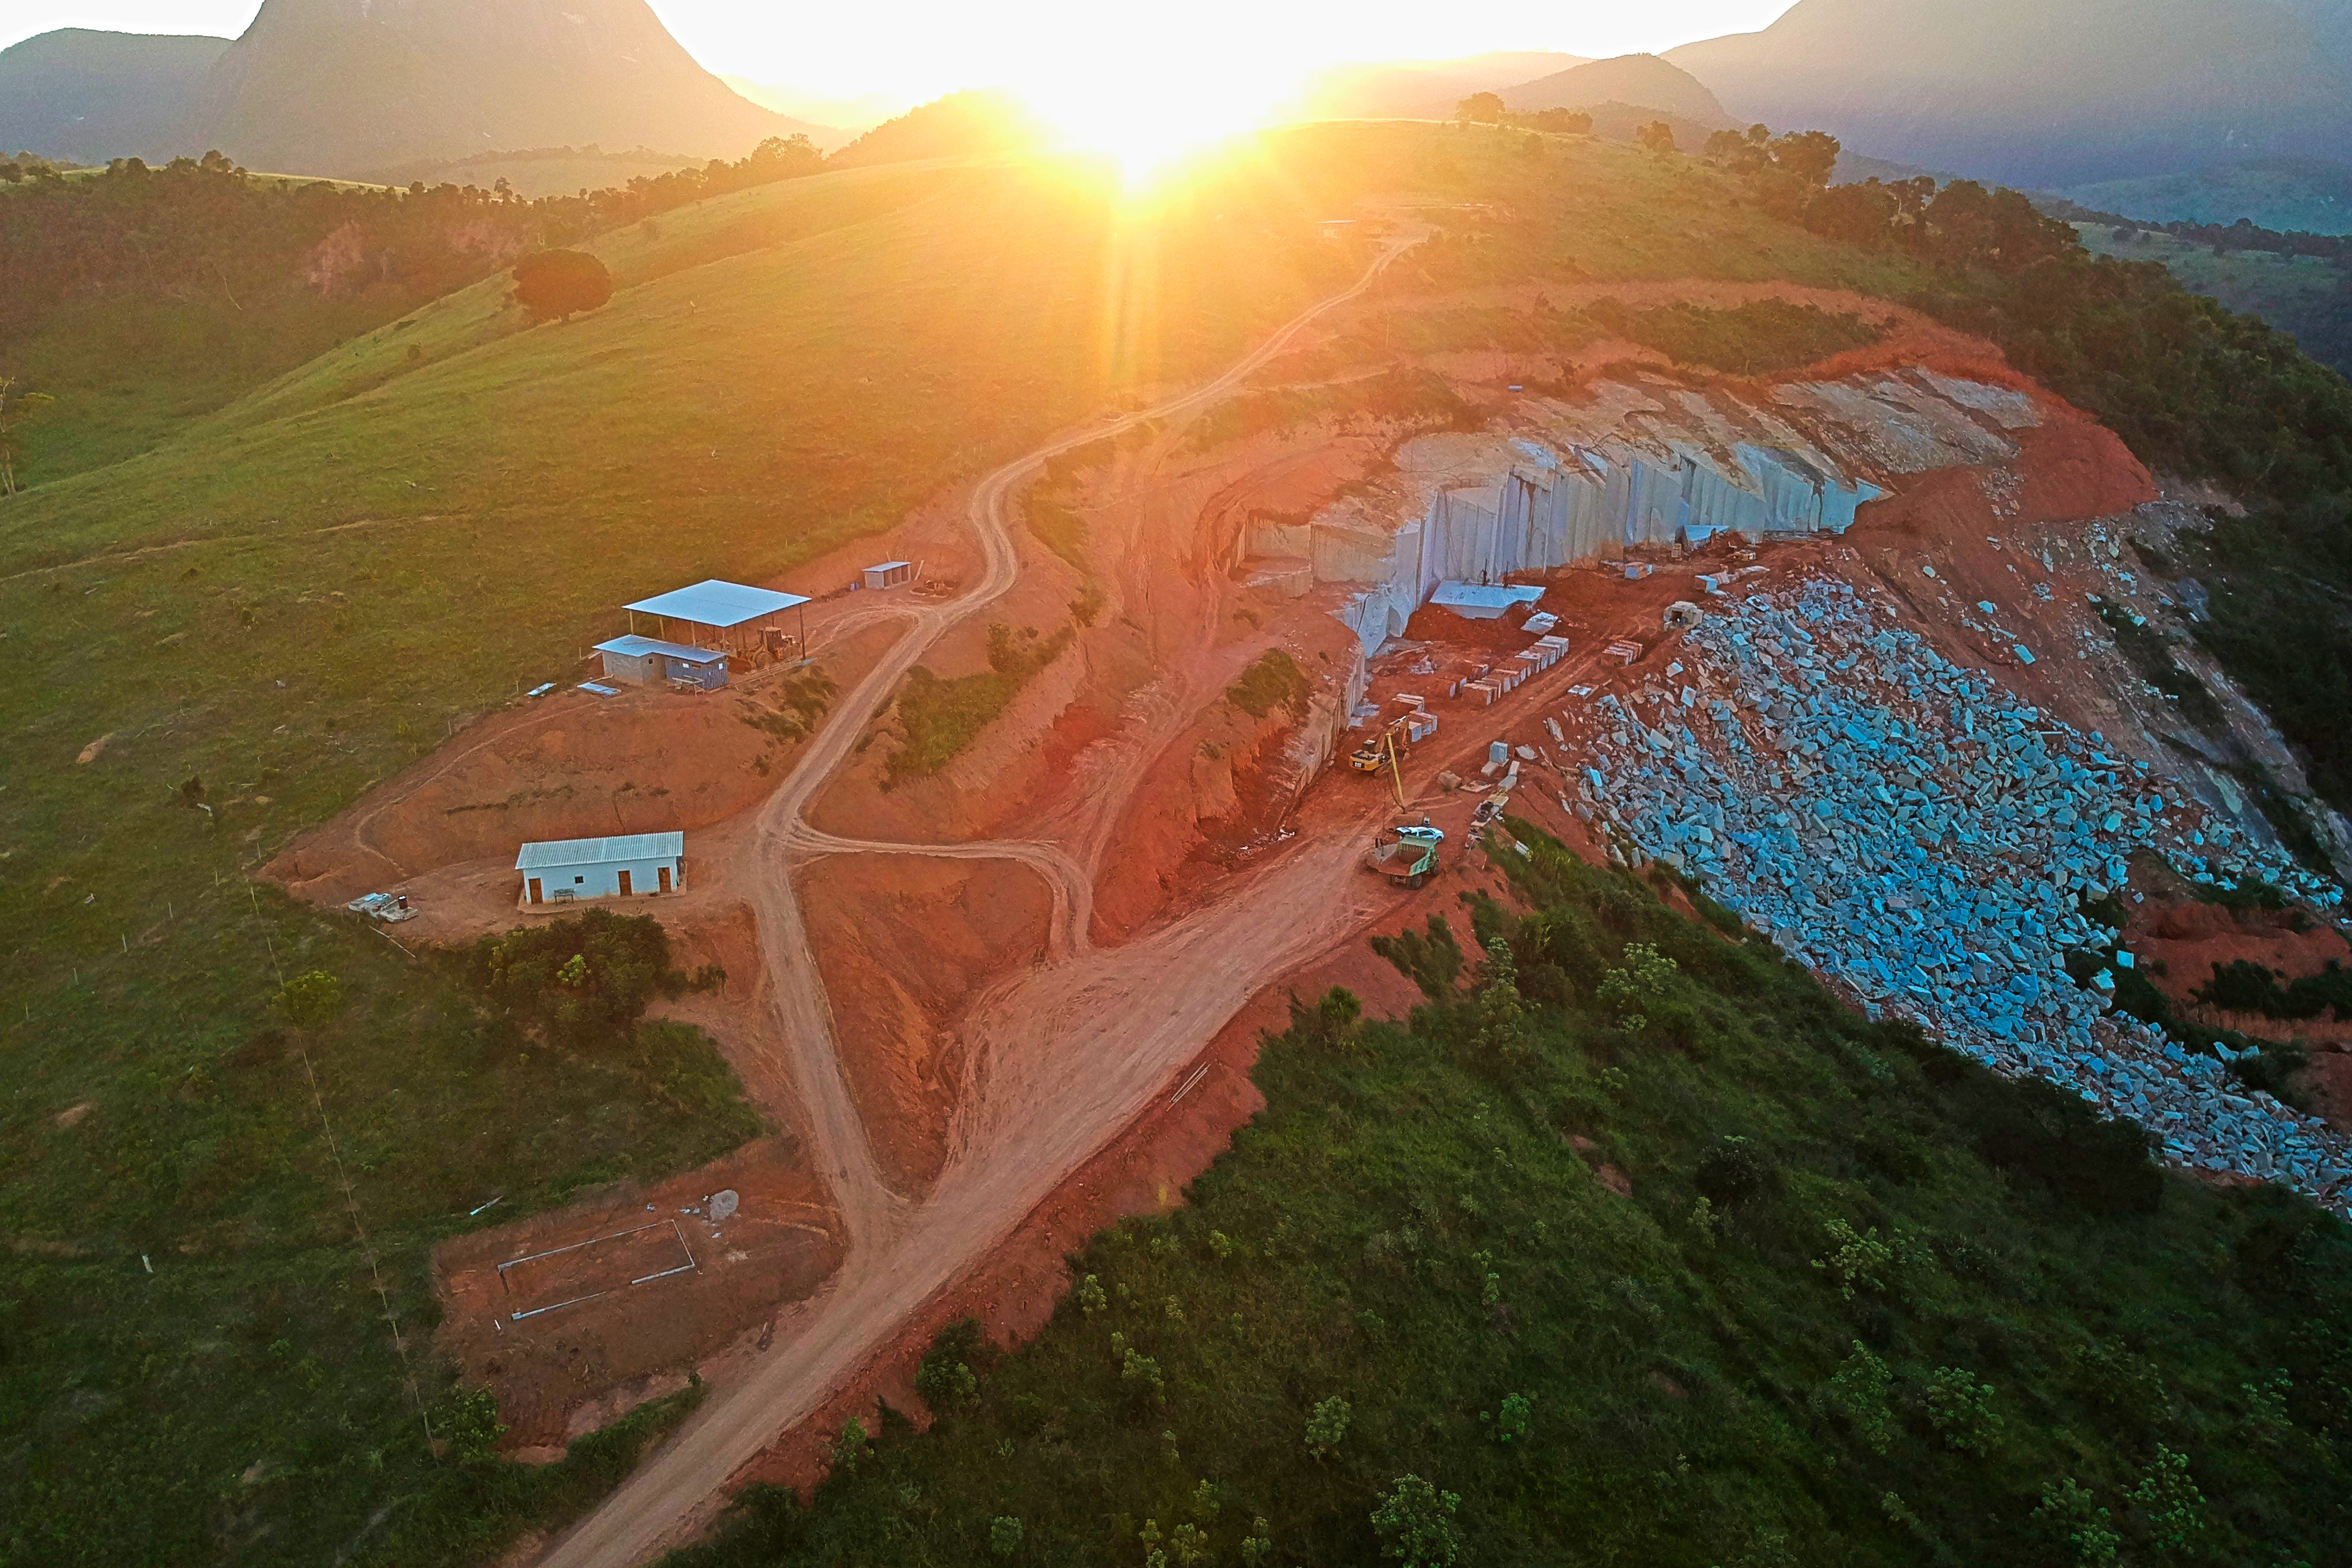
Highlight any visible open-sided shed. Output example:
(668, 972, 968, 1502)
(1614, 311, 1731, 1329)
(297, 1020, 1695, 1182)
(624, 580, 809, 660)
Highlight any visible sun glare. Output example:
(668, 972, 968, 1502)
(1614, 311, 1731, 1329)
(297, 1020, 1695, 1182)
(1014, 49, 1290, 184)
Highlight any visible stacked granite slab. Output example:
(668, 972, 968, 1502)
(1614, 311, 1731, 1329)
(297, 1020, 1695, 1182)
(1571, 580, 2352, 1217)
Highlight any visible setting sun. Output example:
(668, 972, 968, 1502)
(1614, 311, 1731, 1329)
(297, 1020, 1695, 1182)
(1010, 45, 1293, 181)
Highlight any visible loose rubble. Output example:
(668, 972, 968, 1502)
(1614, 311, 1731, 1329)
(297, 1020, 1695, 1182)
(1571, 580, 2352, 1217)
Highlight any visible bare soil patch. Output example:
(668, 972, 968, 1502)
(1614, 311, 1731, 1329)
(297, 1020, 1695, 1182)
(435, 1137, 843, 1451)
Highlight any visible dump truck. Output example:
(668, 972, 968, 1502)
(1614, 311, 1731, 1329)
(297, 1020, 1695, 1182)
(1366, 822, 1444, 888)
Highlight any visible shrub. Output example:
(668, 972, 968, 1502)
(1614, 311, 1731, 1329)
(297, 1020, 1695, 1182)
(1811, 1219, 1895, 1301)
(465, 909, 692, 1049)
(916, 1317, 984, 1413)
(1923, 1367, 2002, 1454)
(2129, 1445, 2207, 1556)
(1695, 1135, 1771, 1207)
(1481, 1391, 1533, 1446)
(431, 1385, 507, 1464)
(273, 969, 344, 1031)
(1372, 1474, 1468, 1567)
(1815, 1343, 1894, 1454)
(1596, 942, 1677, 1031)
(512, 248, 614, 321)
(2031, 1478, 2120, 1567)
(1226, 649, 1309, 719)
(989, 1515, 1024, 1557)
(1305, 1394, 1351, 1458)
(1373, 915, 1465, 999)
(825, 1415, 871, 1475)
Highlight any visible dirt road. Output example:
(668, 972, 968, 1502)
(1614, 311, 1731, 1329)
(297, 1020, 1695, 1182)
(536, 235, 1422, 1568)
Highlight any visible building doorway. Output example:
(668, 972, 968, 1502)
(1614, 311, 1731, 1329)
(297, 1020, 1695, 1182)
(528, 878, 543, 905)
(618, 869, 634, 896)
(657, 866, 672, 894)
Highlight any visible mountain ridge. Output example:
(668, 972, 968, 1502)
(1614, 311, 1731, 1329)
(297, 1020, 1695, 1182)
(1664, 0, 2352, 188)
(0, 2, 824, 175)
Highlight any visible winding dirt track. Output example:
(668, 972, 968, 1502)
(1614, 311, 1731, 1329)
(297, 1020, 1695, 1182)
(538, 236, 1420, 1568)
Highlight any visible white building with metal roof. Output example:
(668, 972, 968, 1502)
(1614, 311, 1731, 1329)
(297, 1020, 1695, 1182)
(516, 832, 685, 906)
(593, 634, 731, 690)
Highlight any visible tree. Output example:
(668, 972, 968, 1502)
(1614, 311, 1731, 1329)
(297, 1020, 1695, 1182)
(1456, 92, 1506, 125)
(0, 377, 57, 498)
(1372, 1474, 1467, 1567)
(1923, 1367, 2002, 1454)
(2031, 1478, 2121, 1566)
(274, 969, 345, 1032)
(1529, 108, 1590, 135)
(512, 248, 615, 322)
(1305, 1394, 1351, 1458)
(1472, 937, 1529, 1065)
(1635, 120, 1677, 156)
(2129, 1445, 2208, 1556)
(1769, 129, 1842, 187)
(989, 1516, 1024, 1557)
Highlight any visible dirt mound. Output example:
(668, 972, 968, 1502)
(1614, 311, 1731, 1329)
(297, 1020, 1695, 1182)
(2126, 895, 2352, 1049)
(797, 853, 1056, 1193)
(434, 1137, 842, 1450)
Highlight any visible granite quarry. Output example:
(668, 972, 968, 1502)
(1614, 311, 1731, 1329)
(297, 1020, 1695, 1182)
(1568, 579, 2352, 1217)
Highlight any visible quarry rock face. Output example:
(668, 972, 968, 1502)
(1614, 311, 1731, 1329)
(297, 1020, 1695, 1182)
(182, 0, 798, 176)
(1574, 579, 2352, 1215)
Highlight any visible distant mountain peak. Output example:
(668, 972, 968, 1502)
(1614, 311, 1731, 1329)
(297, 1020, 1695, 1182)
(0, 0, 808, 176)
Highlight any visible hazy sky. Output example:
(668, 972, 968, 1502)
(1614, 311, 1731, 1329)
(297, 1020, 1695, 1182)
(4, 2, 1802, 100)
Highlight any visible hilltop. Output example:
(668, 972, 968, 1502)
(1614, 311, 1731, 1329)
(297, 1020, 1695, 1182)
(1667, 0, 2352, 188)
(1500, 52, 1732, 130)
(0, 28, 227, 163)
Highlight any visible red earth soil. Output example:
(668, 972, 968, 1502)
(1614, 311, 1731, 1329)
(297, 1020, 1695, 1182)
(795, 852, 1057, 1192)
(264, 617, 907, 906)
(436, 1137, 843, 1451)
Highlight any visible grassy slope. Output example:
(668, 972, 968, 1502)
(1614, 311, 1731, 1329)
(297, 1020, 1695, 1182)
(674, 837, 2351, 1568)
(2074, 223, 2352, 378)
(0, 126, 2169, 1564)
(0, 139, 1366, 1567)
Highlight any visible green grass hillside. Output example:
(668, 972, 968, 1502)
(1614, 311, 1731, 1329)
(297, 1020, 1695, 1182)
(2074, 223, 2352, 379)
(0, 129, 1427, 1566)
(5, 119, 2351, 1566)
(673, 837, 2352, 1568)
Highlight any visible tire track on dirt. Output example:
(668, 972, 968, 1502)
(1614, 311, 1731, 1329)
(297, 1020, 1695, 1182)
(538, 232, 1421, 1568)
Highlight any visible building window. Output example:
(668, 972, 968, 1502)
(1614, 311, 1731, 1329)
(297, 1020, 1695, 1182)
(574, 875, 585, 884)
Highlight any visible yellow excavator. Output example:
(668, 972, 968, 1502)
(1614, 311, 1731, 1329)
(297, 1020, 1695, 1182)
(1348, 718, 1412, 810)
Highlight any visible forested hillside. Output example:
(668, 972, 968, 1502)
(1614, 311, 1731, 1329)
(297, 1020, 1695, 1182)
(671, 842, 2352, 1566)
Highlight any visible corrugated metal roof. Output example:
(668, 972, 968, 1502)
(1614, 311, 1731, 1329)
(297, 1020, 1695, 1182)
(866, 561, 910, 571)
(625, 580, 808, 627)
(593, 635, 728, 664)
(514, 832, 685, 871)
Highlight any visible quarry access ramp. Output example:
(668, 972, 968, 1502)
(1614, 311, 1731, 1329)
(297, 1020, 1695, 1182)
(538, 231, 1424, 1568)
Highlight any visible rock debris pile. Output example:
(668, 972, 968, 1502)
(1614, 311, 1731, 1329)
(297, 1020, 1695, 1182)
(1572, 580, 2352, 1216)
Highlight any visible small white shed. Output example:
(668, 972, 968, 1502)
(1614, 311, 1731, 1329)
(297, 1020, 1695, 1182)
(862, 561, 913, 591)
(517, 832, 685, 906)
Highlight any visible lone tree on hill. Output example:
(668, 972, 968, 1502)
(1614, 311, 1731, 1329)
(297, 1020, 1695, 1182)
(512, 248, 614, 322)
(1456, 92, 1507, 125)
(1635, 120, 1677, 156)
